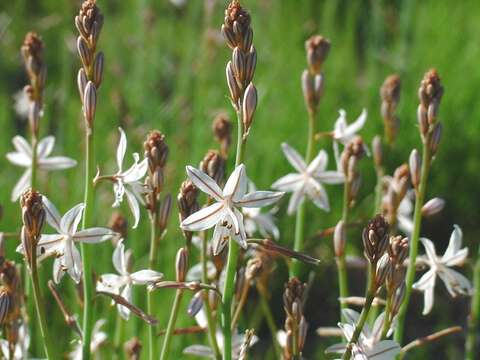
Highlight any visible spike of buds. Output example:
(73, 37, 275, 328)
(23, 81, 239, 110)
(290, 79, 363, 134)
(362, 215, 390, 264)
(200, 150, 226, 186)
(380, 74, 401, 144)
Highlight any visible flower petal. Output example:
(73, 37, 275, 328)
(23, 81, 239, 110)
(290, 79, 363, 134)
(271, 173, 304, 192)
(366, 340, 400, 359)
(315, 171, 345, 184)
(116, 127, 127, 172)
(97, 273, 124, 293)
(118, 284, 132, 320)
(125, 188, 141, 229)
(307, 149, 328, 174)
(212, 221, 229, 256)
(64, 242, 82, 283)
(11, 169, 31, 202)
(413, 269, 436, 291)
(223, 164, 247, 201)
(281, 143, 307, 173)
(183, 345, 214, 357)
(181, 202, 225, 232)
(42, 196, 62, 233)
(235, 191, 284, 208)
(74, 228, 117, 243)
(122, 156, 148, 183)
(38, 156, 77, 170)
(113, 240, 127, 275)
(37, 136, 55, 158)
(186, 165, 223, 201)
(53, 257, 65, 284)
(6, 151, 31, 167)
(438, 268, 472, 297)
(344, 109, 367, 139)
(419, 237, 437, 262)
(12, 135, 31, 156)
(232, 208, 248, 249)
(60, 204, 85, 235)
(287, 188, 305, 215)
(130, 270, 163, 285)
(341, 308, 360, 326)
(441, 225, 463, 263)
(306, 178, 330, 211)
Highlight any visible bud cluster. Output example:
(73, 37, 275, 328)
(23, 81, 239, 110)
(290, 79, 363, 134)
(21, 32, 46, 136)
(302, 35, 330, 112)
(282, 277, 308, 360)
(20, 190, 46, 267)
(76, 0, 105, 129)
(381, 164, 410, 226)
(340, 136, 366, 205)
(200, 150, 226, 186)
(222, 1, 257, 135)
(417, 69, 444, 155)
(380, 74, 401, 144)
(212, 113, 232, 157)
(362, 215, 389, 265)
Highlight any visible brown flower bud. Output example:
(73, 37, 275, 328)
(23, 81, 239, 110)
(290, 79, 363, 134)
(245, 45, 257, 84)
(242, 83, 257, 134)
(305, 35, 330, 75)
(93, 51, 104, 88)
(302, 70, 316, 111)
(21, 32, 44, 78)
(362, 215, 390, 264)
(158, 194, 172, 231)
(212, 113, 232, 156)
(175, 247, 188, 282)
(78, 0, 104, 41)
(430, 122, 442, 155)
(226, 61, 241, 106)
(77, 68, 88, 102)
(380, 74, 401, 107)
(108, 211, 128, 244)
(177, 181, 199, 243)
(83, 81, 97, 127)
(372, 135, 383, 169)
(333, 220, 346, 257)
(223, 1, 252, 52)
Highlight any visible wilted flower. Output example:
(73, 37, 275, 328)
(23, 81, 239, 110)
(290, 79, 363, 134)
(413, 225, 472, 315)
(325, 309, 400, 359)
(6, 135, 77, 201)
(17, 197, 116, 283)
(69, 319, 107, 360)
(180, 164, 283, 255)
(272, 143, 343, 215)
(96, 240, 163, 320)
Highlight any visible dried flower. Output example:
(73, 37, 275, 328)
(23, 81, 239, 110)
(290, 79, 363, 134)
(305, 35, 330, 75)
(6, 136, 77, 202)
(180, 164, 283, 255)
(413, 225, 472, 315)
(97, 240, 163, 319)
(272, 143, 344, 214)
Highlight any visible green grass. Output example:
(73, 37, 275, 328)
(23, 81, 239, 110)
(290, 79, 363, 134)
(0, 0, 479, 358)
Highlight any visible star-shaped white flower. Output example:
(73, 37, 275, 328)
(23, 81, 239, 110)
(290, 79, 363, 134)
(413, 225, 472, 315)
(332, 109, 367, 145)
(243, 181, 280, 240)
(180, 164, 284, 255)
(183, 307, 258, 359)
(325, 309, 400, 360)
(69, 319, 107, 360)
(6, 135, 77, 202)
(105, 128, 148, 229)
(17, 197, 117, 284)
(96, 240, 163, 320)
(0, 322, 29, 360)
(272, 143, 344, 215)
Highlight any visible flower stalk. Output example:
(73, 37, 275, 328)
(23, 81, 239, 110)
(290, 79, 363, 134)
(466, 246, 480, 360)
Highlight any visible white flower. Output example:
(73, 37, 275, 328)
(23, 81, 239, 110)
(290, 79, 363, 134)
(108, 127, 148, 229)
(272, 143, 344, 215)
(243, 181, 280, 240)
(96, 240, 163, 320)
(325, 309, 400, 360)
(332, 109, 367, 145)
(413, 225, 472, 315)
(180, 164, 284, 255)
(6, 135, 77, 202)
(17, 197, 117, 284)
(69, 319, 107, 360)
(183, 308, 258, 359)
(0, 322, 29, 360)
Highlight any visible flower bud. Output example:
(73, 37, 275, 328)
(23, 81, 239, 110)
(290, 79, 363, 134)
(83, 81, 97, 127)
(242, 83, 257, 134)
(305, 35, 330, 75)
(362, 215, 390, 263)
(302, 70, 316, 110)
(430, 122, 442, 155)
(77, 68, 88, 102)
(226, 61, 241, 106)
(372, 135, 382, 169)
(409, 149, 421, 189)
(158, 194, 172, 230)
(175, 247, 188, 283)
(333, 220, 346, 257)
(212, 113, 232, 156)
(77, 36, 91, 67)
(422, 197, 445, 217)
(232, 47, 245, 87)
(245, 46, 257, 84)
(93, 51, 104, 88)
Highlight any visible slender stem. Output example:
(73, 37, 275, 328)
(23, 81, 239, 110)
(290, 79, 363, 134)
(258, 287, 282, 359)
(201, 230, 222, 360)
(159, 289, 184, 360)
(381, 292, 392, 338)
(231, 281, 249, 329)
(291, 109, 316, 278)
(394, 140, 431, 346)
(466, 247, 480, 360)
(30, 251, 55, 359)
(401, 326, 462, 354)
(114, 314, 125, 357)
(148, 215, 159, 360)
(342, 265, 377, 360)
(222, 109, 246, 360)
(31, 135, 38, 189)
(337, 180, 350, 319)
(81, 130, 95, 360)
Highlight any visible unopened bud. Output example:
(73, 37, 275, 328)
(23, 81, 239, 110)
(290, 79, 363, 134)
(93, 51, 104, 87)
(77, 36, 91, 67)
(242, 83, 257, 133)
(375, 254, 390, 288)
(226, 61, 241, 106)
(430, 122, 442, 155)
(372, 135, 382, 168)
(83, 81, 97, 127)
(158, 194, 172, 230)
(232, 47, 245, 87)
(245, 46, 257, 84)
(245, 257, 263, 281)
(77, 68, 87, 102)
(212, 113, 232, 156)
(187, 291, 204, 317)
(124, 337, 142, 360)
(409, 149, 421, 189)
(362, 215, 390, 263)
(422, 197, 445, 217)
(305, 35, 330, 75)
(175, 247, 188, 282)
(333, 220, 346, 257)
(417, 105, 429, 138)
(302, 70, 316, 110)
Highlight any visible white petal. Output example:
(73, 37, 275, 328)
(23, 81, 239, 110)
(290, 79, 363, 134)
(130, 270, 163, 285)
(12, 135, 32, 156)
(235, 191, 284, 208)
(181, 202, 225, 232)
(223, 164, 247, 201)
(366, 340, 400, 359)
(60, 204, 85, 235)
(125, 188, 141, 229)
(287, 188, 305, 215)
(325, 342, 347, 354)
(116, 127, 127, 172)
(413, 269, 436, 291)
(37, 136, 55, 158)
(315, 171, 345, 184)
(53, 257, 65, 284)
(306, 178, 330, 211)
(281, 143, 307, 173)
(344, 109, 367, 139)
(226, 206, 239, 234)
(187, 262, 216, 281)
(74, 228, 117, 243)
(11, 169, 31, 202)
(271, 173, 304, 192)
(122, 157, 148, 183)
(212, 221, 229, 256)
(38, 156, 77, 170)
(113, 240, 127, 275)
(118, 284, 132, 320)
(253, 213, 280, 240)
(64, 242, 82, 283)
(438, 268, 472, 297)
(232, 208, 248, 249)
(307, 149, 328, 174)
(97, 274, 123, 292)
(419, 237, 437, 262)
(397, 214, 413, 236)
(36, 234, 64, 259)
(42, 196, 62, 233)
(186, 165, 223, 201)
(441, 225, 463, 263)
(6, 151, 31, 167)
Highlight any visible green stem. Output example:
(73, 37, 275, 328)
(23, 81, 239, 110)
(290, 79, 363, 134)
(222, 109, 246, 360)
(381, 291, 392, 338)
(394, 139, 431, 347)
(342, 265, 377, 360)
(148, 215, 159, 360)
(291, 109, 316, 278)
(159, 289, 184, 360)
(81, 130, 95, 360)
(337, 180, 350, 320)
(258, 289, 282, 359)
(466, 247, 480, 359)
(201, 230, 221, 360)
(30, 251, 55, 359)
(114, 314, 125, 357)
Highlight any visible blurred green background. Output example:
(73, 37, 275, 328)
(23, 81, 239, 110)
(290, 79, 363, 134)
(0, 0, 479, 358)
